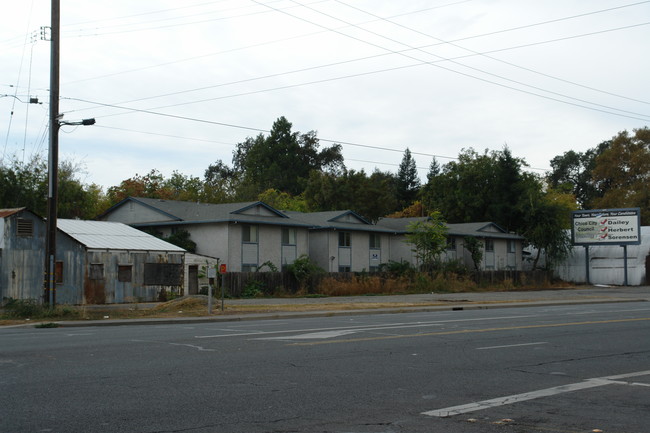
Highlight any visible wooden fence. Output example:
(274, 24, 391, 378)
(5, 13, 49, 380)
(217, 270, 553, 298)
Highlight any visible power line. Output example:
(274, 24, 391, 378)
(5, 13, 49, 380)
(74, 20, 650, 123)
(276, 0, 649, 119)
(67, 97, 551, 172)
(53, 1, 649, 117)
(334, 0, 650, 107)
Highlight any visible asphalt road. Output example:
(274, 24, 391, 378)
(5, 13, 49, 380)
(2, 302, 650, 433)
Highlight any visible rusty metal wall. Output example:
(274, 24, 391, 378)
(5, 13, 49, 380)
(0, 211, 45, 302)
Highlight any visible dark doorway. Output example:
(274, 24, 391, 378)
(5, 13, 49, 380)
(188, 265, 199, 295)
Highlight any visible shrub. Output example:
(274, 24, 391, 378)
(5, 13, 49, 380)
(286, 255, 324, 293)
(241, 280, 265, 298)
(1, 298, 80, 319)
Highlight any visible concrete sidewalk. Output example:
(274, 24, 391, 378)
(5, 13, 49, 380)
(23, 285, 648, 328)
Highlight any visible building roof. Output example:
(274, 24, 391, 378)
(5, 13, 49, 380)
(57, 219, 186, 252)
(106, 197, 313, 228)
(376, 217, 524, 239)
(0, 208, 27, 218)
(286, 210, 398, 233)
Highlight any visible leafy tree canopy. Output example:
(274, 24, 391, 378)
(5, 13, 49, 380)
(0, 154, 104, 219)
(232, 116, 344, 196)
(422, 147, 534, 233)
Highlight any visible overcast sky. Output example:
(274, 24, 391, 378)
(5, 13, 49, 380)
(1, 0, 649, 190)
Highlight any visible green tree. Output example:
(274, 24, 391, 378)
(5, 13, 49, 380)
(423, 147, 534, 233)
(304, 168, 398, 221)
(462, 236, 483, 271)
(396, 148, 420, 208)
(204, 159, 240, 202)
(547, 142, 609, 209)
(405, 211, 448, 271)
(106, 169, 171, 205)
(232, 117, 344, 197)
(257, 189, 310, 212)
(521, 188, 576, 270)
(57, 161, 105, 219)
(162, 229, 197, 253)
(0, 154, 105, 219)
(0, 155, 47, 214)
(590, 127, 650, 224)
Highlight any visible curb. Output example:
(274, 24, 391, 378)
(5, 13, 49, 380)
(45, 297, 646, 328)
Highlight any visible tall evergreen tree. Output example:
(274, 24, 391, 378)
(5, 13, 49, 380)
(396, 148, 420, 208)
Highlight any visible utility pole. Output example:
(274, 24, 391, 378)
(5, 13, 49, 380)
(44, 0, 60, 306)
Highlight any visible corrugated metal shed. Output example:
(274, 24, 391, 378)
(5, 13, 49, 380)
(57, 219, 185, 252)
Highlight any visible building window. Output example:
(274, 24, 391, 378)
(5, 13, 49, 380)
(369, 233, 380, 249)
(508, 240, 516, 253)
(118, 265, 132, 282)
(242, 224, 258, 243)
(89, 264, 104, 280)
(144, 263, 183, 285)
(338, 231, 351, 247)
(55, 261, 63, 284)
(338, 266, 351, 272)
(241, 264, 258, 272)
(282, 227, 296, 245)
(16, 218, 33, 237)
(446, 237, 456, 251)
(485, 239, 494, 252)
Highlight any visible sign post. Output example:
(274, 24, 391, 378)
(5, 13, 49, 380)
(219, 264, 227, 311)
(207, 266, 217, 314)
(571, 208, 641, 286)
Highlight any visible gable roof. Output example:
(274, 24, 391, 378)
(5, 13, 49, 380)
(0, 208, 28, 218)
(57, 219, 186, 251)
(376, 217, 524, 239)
(286, 210, 397, 233)
(102, 197, 313, 228)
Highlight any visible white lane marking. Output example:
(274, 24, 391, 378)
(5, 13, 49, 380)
(194, 314, 539, 339)
(423, 370, 650, 418)
(476, 342, 548, 350)
(168, 342, 217, 352)
(258, 330, 359, 340)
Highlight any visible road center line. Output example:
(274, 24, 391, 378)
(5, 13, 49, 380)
(423, 370, 650, 418)
(194, 314, 538, 339)
(289, 317, 650, 346)
(476, 342, 548, 350)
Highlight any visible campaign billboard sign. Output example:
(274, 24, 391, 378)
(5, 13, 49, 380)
(572, 208, 641, 246)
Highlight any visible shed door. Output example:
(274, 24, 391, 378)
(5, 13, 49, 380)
(85, 264, 106, 304)
(188, 265, 199, 295)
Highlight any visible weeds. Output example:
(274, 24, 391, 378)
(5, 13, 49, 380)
(1, 299, 80, 320)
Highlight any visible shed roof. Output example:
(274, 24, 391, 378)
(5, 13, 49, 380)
(0, 208, 27, 218)
(57, 219, 185, 252)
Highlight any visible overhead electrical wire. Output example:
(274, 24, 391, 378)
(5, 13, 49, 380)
(58, 0, 650, 125)
(2, 0, 36, 164)
(64, 19, 650, 125)
(5, 2, 646, 178)
(334, 0, 650, 107)
(62, 0, 473, 86)
(266, 0, 649, 119)
(66, 96, 551, 172)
